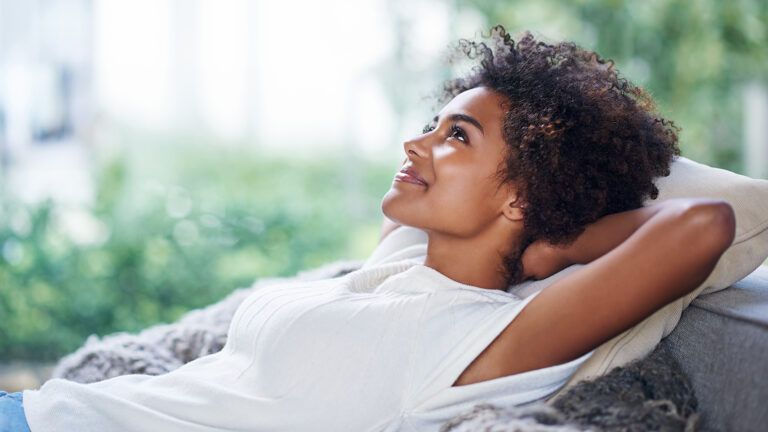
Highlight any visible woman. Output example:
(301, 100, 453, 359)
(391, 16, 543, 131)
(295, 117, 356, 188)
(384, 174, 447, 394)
(3, 26, 734, 432)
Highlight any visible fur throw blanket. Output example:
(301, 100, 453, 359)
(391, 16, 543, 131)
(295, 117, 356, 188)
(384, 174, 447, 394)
(52, 260, 700, 431)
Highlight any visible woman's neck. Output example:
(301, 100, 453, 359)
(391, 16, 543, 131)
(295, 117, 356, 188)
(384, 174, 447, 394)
(423, 220, 519, 290)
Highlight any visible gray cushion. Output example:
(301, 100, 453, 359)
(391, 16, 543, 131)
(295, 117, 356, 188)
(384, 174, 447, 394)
(660, 265, 768, 432)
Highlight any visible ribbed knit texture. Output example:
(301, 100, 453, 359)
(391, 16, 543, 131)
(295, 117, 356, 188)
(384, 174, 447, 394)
(24, 250, 594, 432)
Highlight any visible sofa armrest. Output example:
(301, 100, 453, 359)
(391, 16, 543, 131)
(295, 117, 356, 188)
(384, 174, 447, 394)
(659, 265, 768, 432)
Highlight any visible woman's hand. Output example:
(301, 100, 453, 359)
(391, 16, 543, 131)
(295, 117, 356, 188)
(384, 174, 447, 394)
(521, 239, 573, 281)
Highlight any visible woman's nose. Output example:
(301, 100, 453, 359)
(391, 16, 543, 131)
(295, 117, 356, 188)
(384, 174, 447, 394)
(403, 135, 428, 159)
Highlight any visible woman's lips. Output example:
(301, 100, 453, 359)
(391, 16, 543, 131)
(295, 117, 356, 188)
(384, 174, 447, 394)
(394, 171, 427, 186)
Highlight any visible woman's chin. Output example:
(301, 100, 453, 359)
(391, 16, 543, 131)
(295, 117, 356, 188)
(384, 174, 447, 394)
(381, 187, 401, 207)
(384, 180, 422, 199)
(381, 193, 409, 225)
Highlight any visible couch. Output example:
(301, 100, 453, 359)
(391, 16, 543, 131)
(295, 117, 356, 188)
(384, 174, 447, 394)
(659, 264, 768, 432)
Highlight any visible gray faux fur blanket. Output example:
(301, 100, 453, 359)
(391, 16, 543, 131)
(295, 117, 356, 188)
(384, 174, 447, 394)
(52, 260, 700, 431)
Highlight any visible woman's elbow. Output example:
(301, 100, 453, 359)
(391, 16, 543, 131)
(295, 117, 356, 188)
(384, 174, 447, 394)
(681, 200, 736, 252)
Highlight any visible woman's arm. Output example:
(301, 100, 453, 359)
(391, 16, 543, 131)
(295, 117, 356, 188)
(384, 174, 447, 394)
(522, 198, 695, 280)
(471, 198, 736, 382)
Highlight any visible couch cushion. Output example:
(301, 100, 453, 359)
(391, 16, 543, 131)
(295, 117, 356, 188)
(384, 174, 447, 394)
(689, 264, 768, 327)
(648, 156, 768, 298)
(659, 264, 768, 432)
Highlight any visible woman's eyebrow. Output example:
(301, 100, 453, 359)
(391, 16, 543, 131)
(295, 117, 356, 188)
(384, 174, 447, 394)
(433, 113, 485, 135)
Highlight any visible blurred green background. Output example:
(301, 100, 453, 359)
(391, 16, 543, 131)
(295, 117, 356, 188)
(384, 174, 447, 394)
(1, 0, 767, 363)
(0, 134, 392, 360)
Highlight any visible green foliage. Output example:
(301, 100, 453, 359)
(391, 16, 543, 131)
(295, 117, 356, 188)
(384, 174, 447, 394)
(0, 144, 393, 361)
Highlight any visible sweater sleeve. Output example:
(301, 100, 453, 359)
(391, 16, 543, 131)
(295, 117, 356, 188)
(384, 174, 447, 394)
(362, 226, 428, 269)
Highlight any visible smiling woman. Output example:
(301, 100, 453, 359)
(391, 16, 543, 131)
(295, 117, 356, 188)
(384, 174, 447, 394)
(372, 25, 735, 393)
(383, 87, 522, 290)
(10, 25, 736, 432)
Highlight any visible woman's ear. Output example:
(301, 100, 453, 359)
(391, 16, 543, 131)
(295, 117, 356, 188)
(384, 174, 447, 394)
(502, 195, 526, 222)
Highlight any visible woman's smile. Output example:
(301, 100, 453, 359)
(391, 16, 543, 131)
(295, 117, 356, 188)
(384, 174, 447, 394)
(394, 171, 427, 187)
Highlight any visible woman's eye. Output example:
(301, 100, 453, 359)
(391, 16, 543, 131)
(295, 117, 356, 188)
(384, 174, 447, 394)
(450, 125, 468, 143)
(421, 122, 468, 144)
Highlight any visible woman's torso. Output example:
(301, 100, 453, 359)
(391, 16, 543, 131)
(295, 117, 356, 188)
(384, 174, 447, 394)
(22, 231, 594, 431)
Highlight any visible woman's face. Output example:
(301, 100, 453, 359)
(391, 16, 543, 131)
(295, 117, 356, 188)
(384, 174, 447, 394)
(382, 86, 521, 238)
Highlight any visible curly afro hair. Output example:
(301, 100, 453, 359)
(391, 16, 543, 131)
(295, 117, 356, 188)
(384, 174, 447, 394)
(437, 26, 682, 286)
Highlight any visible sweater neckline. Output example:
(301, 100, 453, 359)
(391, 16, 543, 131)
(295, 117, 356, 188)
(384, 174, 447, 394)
(409, 263, 517, 298)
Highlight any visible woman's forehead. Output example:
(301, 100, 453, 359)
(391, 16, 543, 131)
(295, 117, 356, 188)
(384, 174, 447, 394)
(441, 87, 507, 125)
